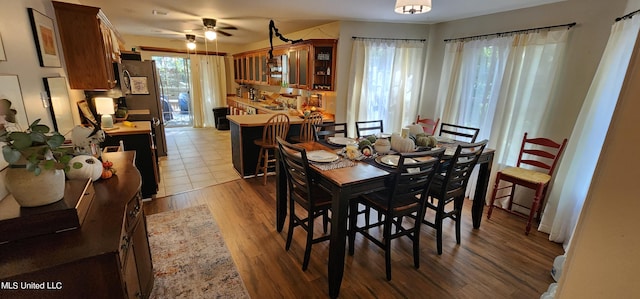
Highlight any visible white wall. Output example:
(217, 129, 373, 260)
(0, 0, 84, 199)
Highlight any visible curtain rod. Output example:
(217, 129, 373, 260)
(616, 8, 640, 22)
(444, 22, 576, 43)
(352, 36, 426, 42)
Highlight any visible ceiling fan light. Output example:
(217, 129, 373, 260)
(395, 0, 432, 14)
(205, 29, 217, 40)
(185, 34, 196, 50)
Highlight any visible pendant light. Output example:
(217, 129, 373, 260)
(395, 0, 432, 14)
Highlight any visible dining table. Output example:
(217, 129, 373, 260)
(275, 140, 495, 298)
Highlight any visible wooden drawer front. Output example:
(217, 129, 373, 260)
(124, 192, 142, 231)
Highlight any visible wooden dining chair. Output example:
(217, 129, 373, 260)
(416, 116, 440, 136)
(439, 123, 480, 143)
(254, 113, 290, 185)
(277, 137, 332, 271)
(422, 140, 487, 254)
(290, 112, 323, 143)
(355, 120, 384, 138)
(349, 148, 445, 280)
(313, 122, 348, 141)
(487, 133, 567, 235)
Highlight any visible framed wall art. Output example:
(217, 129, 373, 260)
(0, 75, 30, 170)
(43, 77, 75, 135)
(0, 33, 6, 61)
(130, 76, 149, 95)
(28, 8, 61, 67)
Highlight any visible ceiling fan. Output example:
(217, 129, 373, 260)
(201, 18, 237, 40)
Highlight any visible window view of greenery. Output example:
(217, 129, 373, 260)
(152, 56, 192, 127)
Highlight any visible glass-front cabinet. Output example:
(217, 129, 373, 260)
(233, 39, 336, 91)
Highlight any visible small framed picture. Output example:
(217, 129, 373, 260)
(0, 33, 6, 61)
(130, 76, 149, 95)
(28, 8, 61, 67)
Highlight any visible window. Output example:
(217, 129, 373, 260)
(151, 56, 192, 127)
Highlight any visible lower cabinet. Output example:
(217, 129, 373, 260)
(121, 193, 154, 299)
(0, 151, 154, 299)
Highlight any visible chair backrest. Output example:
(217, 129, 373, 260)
(388, 148, 446, 204)
(516, 133, 568, 175)
(277, 136, 313, 204)
(355, 120, 384, 138)
(416, 116, 440, 136)
(439, 140, 488, 199)
(262, 113, 290, 145)
(439, 123, 480, 143)
(314, 123, 348, 141)
(298, 112, 324, 143)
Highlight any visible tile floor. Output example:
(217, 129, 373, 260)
(155, 127, 241, 198)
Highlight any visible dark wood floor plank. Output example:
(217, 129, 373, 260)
(144, 176, 563, 298)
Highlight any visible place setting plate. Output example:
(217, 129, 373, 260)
(327, 137, 357, 146)
(306, 150, 340, 163)
(375, 154, 418, 168)
(435, 136, 455, 144)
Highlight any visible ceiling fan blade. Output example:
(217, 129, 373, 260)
(216, 25, 237, 30)
(215, 30, 232, 37)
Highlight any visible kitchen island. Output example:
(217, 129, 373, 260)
(227, 113, 333, 177)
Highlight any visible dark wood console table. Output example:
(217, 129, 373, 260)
(0, 151, 154, 299)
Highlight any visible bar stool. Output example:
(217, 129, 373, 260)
(254, 113, 290, 185)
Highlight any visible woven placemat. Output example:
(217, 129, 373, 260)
(311, 158, 357, 170)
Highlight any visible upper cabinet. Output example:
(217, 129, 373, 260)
(53, 1, 122, 90)
(233, 39, 337, 91)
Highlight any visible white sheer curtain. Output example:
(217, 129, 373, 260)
(347, 39, 427, 136)
(436, 29, 569, 200)
(189, 54, 227, 128)
(539, 17, 640, 247)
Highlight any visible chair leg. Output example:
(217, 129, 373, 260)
(255, 147, 264, 179)
(262, 148, 271, 185)
(285, 200, 295, 251)
(454, 197, 464, 244)
(525, 184, 545, 235)
(413, 218, 421, 269)
(435, 209, 443, 255)
(487, 175, 501, 219)
(507, 184, 516, 211)
(302, 210, 314, 271)
(322, 210, 329, 233)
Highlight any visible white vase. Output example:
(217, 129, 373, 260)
(5, 166, 65, 207)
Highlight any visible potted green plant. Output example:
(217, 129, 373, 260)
(0, 98, 80, 207)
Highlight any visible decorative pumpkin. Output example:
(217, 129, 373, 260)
(407, 124, 424, 136)
(390, 133, 416, 153)
(66, 155, 103, 181)
(416, 136, 430, 147)
(101, 168, 114, 179)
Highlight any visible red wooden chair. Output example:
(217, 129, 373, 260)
(415, 116, 439, 135)
(487, 133, 568, 235)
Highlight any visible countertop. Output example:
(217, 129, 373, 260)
(104, 121, 151, 135)
(227, 96, 333, 127)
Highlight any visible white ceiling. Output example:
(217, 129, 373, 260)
(74, 0, 564, 44)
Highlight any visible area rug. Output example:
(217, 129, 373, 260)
(147, 205, 250, 298)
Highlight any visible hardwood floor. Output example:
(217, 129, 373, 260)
(144, 176, 563, 298)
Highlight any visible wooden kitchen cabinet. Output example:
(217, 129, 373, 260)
(0, 151, 154, 299)
(53, 1, 122, 90)
(288, 44, 310, 89)
(310, 40, 337, 91)
(233, 39, 336, 90)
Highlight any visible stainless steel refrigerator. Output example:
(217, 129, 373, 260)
(118, 60, 168, 157)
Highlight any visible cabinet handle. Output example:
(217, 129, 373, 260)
(121, 236, 130, 251)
